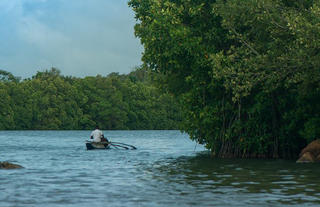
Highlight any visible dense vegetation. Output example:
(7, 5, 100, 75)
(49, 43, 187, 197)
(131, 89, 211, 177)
(129, 0, 320, 158)
(0, 68, 182, 130)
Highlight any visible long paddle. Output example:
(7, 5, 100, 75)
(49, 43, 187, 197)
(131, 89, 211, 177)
(86, 140, 136, 150)
(108, 141, 137, 150)
(108, 143, 129, 150)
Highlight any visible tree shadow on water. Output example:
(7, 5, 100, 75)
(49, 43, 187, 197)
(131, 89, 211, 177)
(146, 153, 320, 205)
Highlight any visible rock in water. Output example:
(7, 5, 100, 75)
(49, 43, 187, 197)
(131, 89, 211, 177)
(297, 139, 320, 163)
(0, 162, 23, 169)
(296, 152, 315, 163)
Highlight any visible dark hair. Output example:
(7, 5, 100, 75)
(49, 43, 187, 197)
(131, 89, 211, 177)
(95, 126, 99, 129)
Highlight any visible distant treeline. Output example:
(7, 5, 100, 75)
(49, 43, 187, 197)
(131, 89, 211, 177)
(0, 68, 182, 130)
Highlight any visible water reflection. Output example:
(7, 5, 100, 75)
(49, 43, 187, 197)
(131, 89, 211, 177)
(147, 153, 320, 206)
(1, 131, 320, 207)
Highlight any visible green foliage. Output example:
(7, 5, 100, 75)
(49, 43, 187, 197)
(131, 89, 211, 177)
(129, 0, 320, 158)
(0, 70, 20, 82)
(0, 68, 182, 130)
(0, 83, 15, 129)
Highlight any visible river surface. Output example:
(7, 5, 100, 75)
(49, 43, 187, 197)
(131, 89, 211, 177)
(0, 130, 319, 207)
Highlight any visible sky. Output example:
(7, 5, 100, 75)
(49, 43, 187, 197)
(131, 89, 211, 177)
(0, 0, 143, 78)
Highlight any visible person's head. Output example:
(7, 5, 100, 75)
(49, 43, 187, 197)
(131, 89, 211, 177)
(95, 125, 99, 130)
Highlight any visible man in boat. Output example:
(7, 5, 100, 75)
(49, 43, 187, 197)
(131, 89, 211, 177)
(90, 126, 108, 142)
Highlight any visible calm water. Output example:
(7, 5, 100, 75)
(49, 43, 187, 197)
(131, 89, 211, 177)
(0, 130, 319, 207)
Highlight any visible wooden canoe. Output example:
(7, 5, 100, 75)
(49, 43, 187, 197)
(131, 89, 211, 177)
(86, 141, 110, 150)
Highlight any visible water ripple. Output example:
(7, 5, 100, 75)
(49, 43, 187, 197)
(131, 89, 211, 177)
(1, 131, 320, 207)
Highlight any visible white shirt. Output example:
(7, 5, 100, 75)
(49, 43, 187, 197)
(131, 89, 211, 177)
(90, 129, 103, 142)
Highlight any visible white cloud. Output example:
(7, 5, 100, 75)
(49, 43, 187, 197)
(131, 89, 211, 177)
(0, 0, 46, 13)
(0, 0, 20, 11)
(18, 17, 69, 47)
(0, 0, 143, 78)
